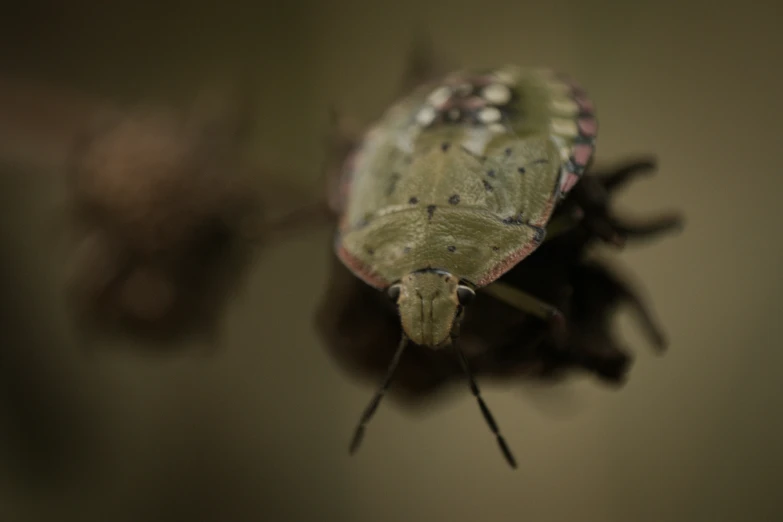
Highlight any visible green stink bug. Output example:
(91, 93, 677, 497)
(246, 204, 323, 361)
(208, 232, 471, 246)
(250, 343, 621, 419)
(332, 66, 600, 467)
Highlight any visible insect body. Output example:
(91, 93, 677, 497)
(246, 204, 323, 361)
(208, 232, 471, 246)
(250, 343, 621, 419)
(333, 66, 598, 468)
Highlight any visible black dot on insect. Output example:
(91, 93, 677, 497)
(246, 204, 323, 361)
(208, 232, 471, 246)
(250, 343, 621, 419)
(441, 142, 451, 151)
(492, 246, 500, 251)
(487, 169, 496, 177)
(447, 245, 456, 252)
(518, 167, 526, 174)
(366, 248, 375, 255)
(409, 196, 419, 204)
(504, 148, 512, 156)
(448, 194, 460, 205)
(403, 246, 411, 254)
(502, 213, 524, 225)
(427, 205, 437, 220)
(483, 180, 494, 192)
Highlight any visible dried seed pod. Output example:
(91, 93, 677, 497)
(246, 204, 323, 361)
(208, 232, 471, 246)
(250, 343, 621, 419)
(65, 93, 262, 345)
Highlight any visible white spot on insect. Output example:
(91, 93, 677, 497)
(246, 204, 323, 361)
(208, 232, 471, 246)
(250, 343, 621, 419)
(478, 106, 502, 123)
(428, 86, 453, 107)
(550, 118, 579, 137)
(559, 146, 571, 162)
(416, 106, 437, 126)
(488, 123, 506, 133)
(481, 84, 512, 105)
(462, 127, 493, 156)
(550, 98, 579, 114)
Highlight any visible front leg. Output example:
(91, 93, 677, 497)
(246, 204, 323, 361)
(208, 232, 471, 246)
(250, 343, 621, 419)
(542, 207, 584, 243)
(478, 260, 648, 385)
(480, 281, 567, 346)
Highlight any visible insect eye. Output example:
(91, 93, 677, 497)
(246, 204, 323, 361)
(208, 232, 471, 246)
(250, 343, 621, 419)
(387, 284, 402, 302)
(456, 285, 476, 305)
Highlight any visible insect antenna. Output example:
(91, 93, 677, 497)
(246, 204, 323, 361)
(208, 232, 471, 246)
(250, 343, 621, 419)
(348, 333, 410, 455)
(451, 335, 518, 469)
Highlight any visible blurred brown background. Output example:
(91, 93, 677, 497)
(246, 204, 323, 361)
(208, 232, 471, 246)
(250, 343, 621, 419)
(0, 2, 781, 521)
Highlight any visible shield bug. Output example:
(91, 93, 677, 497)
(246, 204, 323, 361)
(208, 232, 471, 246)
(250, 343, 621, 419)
(317, 156, 682, 401)
(330, 65, 607, 467)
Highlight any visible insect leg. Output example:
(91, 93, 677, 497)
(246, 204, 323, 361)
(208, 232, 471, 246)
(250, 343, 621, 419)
(480, 281, 566, 346)
(482, 282, 562, 321)
(542, 208, 584, 243)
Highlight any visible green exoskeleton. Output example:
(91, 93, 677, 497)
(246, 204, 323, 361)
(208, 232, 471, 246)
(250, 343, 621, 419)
(331, 64, 599, 468)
